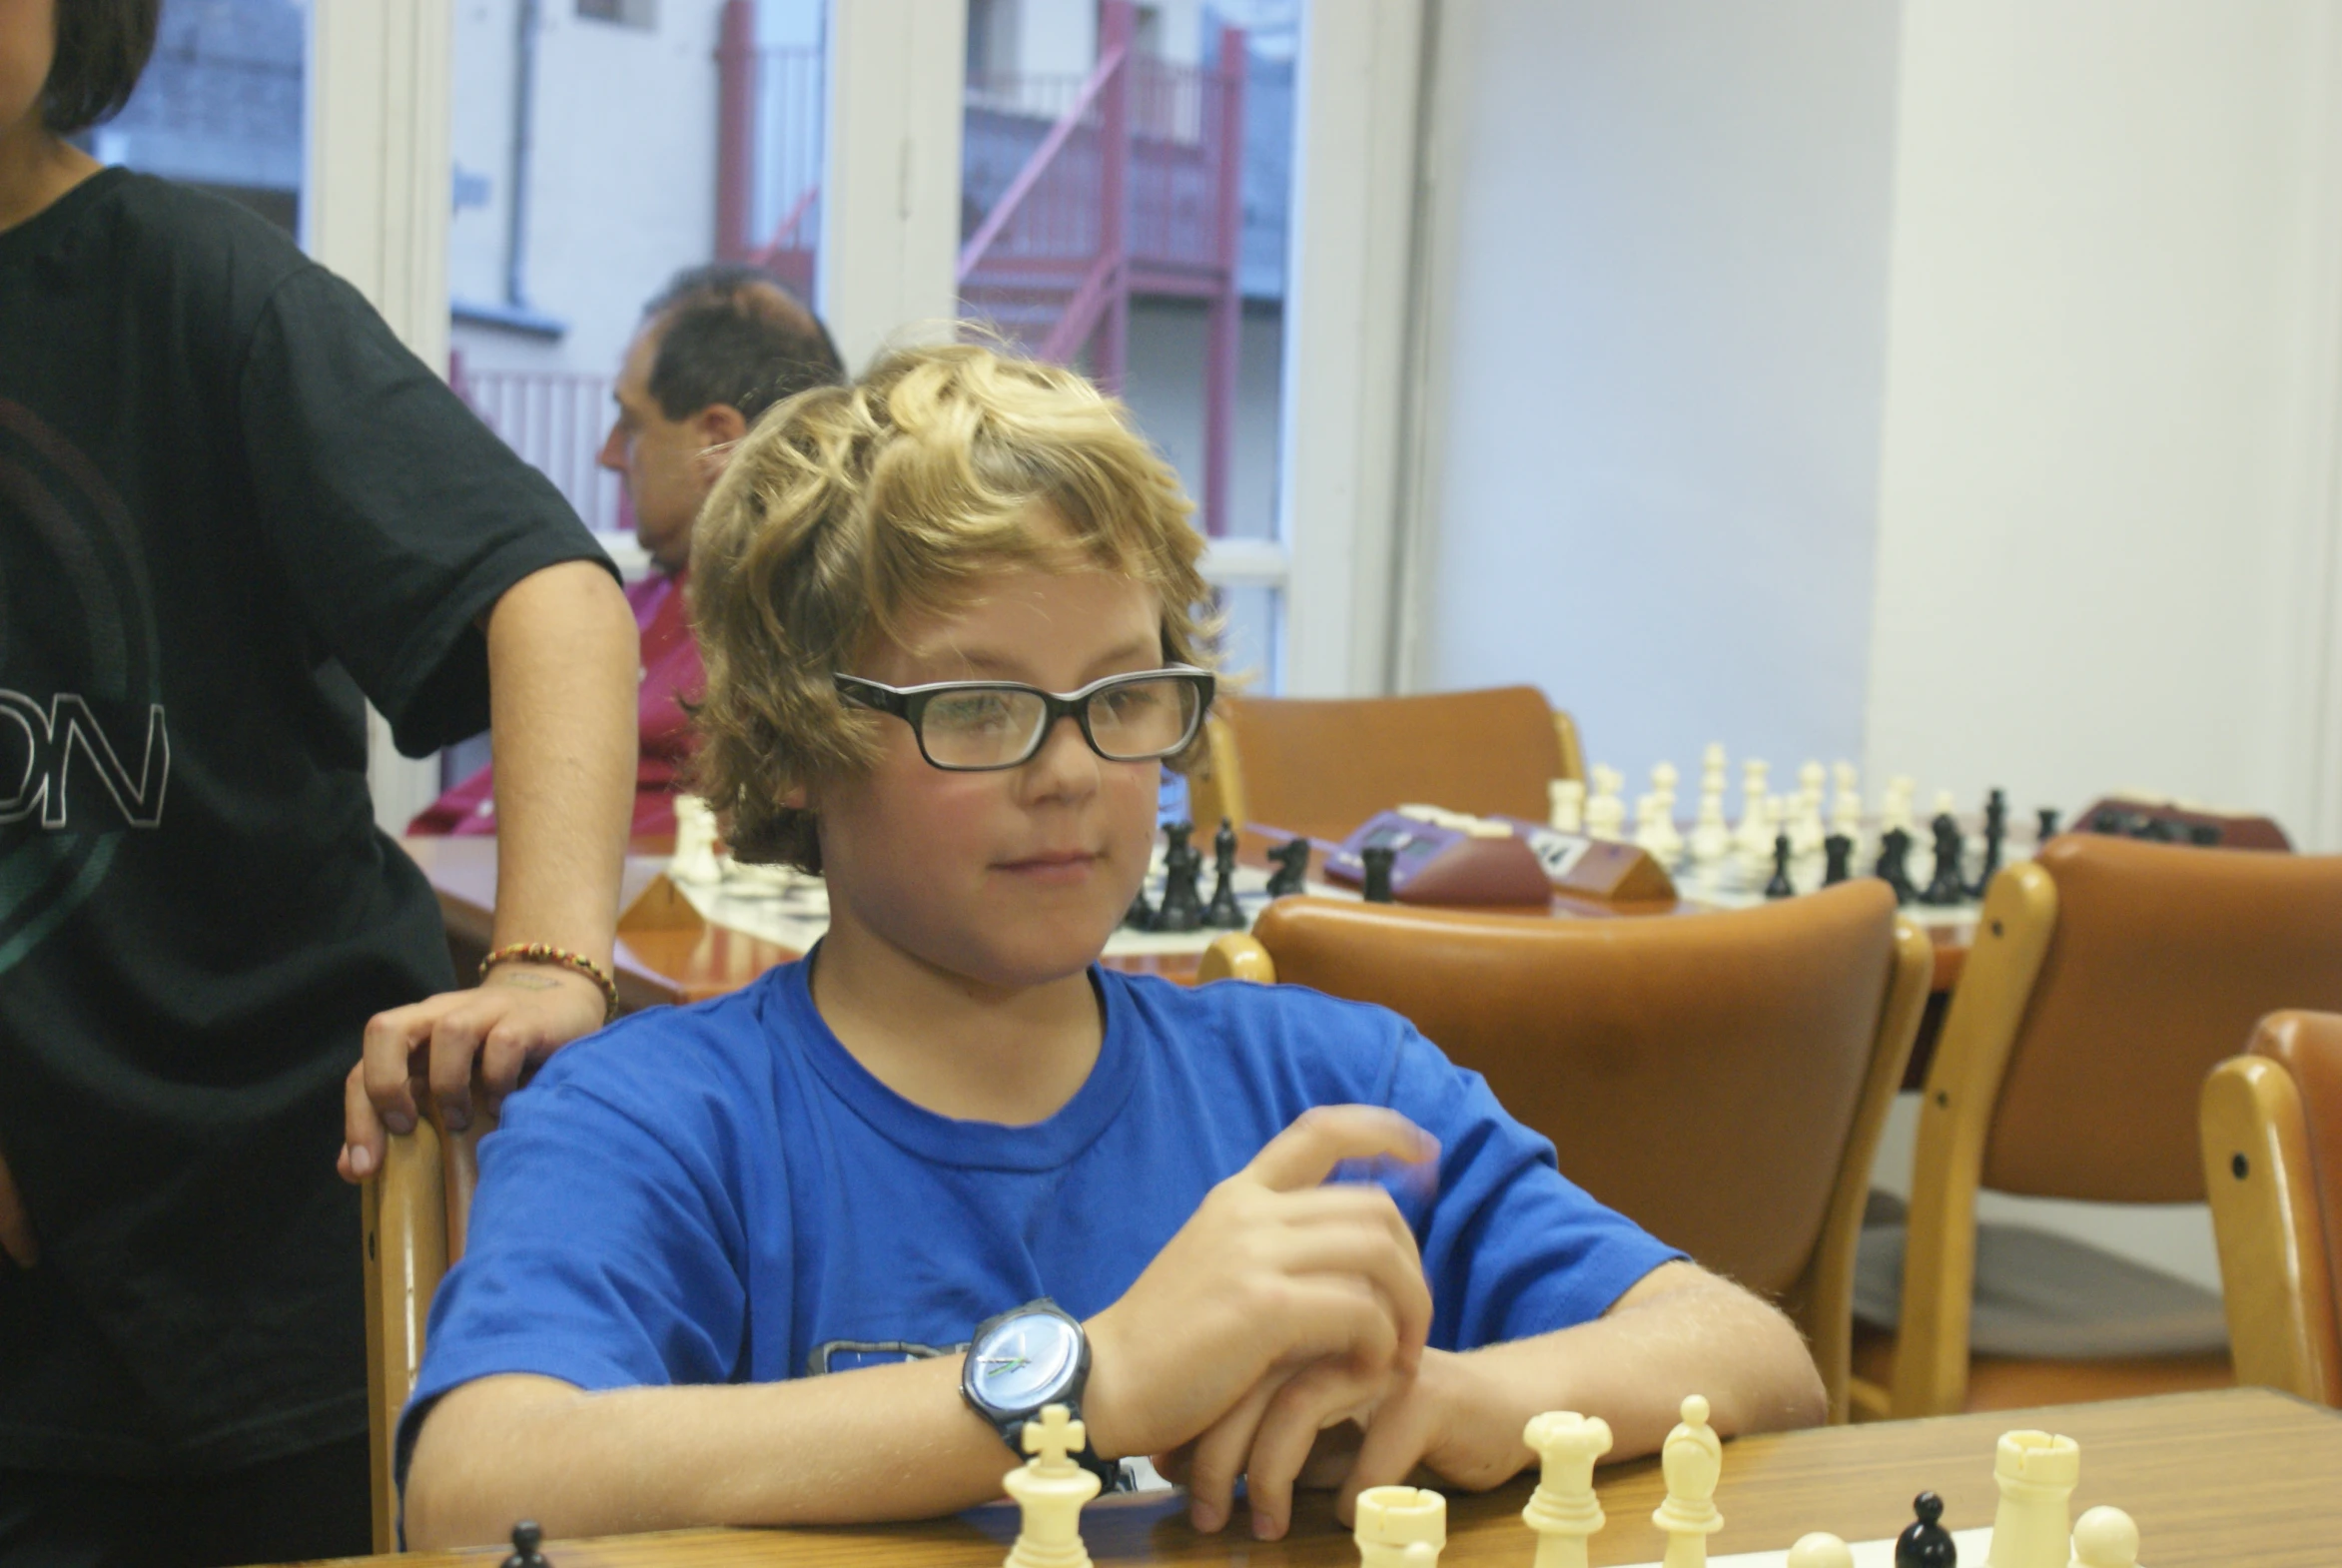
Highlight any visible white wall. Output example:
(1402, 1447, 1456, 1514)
(1865, 2, 2342, 849)
(1415, 0, 1904, 779)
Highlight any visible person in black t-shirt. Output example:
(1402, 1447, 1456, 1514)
(0, 4, 639, 1563)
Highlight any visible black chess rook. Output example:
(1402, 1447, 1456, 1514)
(1360, 844, 1397, 903)
(1823, 832, 1853, 886)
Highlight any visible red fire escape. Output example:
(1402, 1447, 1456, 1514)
(713, 0, 1247, 537)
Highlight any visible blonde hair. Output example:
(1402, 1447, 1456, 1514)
(689, 342, 1217, 870)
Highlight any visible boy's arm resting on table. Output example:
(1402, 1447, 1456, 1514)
(341, 560, 638, 1179)
(402, 1105, 1439, 1547)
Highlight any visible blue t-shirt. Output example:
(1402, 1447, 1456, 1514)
(403, 961, 1680, 1456)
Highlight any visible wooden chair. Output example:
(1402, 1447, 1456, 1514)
(362, 1099, 495, 1552)
(1186, 686, 1585, 844)
(2201, 1011, 2342, 1406)
(1856, 836, 2342, 1421)
(1200, 882, 1934, 1422)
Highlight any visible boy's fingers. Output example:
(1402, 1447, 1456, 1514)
(1334, 1397, 1435, 1527)
(341, 1065, 386, 1182)
(1182, 1377, 1281, 1534)
(1247, 1107, 1437, 1194)
(1242, 1361, 1386, 1541)
(1267, 1225, 1432, 1364)
(427, 1010, 495, 1132)
(359, 1003, 432, 1136)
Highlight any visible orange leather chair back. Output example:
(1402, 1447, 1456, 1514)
(1248, 882, 1917, 1300)
(2255, 1014, 2342, 1330)
(1981, 838, 2342, 1202)
(1202, 686, 1569, 843)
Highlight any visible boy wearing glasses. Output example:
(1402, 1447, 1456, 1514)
(399, 348, 1825, 1547)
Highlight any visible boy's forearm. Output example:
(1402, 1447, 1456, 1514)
(405, 1359, 1021, 1547)
(483, 560, 637, 967)
(1449, 1263, 1827, 1476)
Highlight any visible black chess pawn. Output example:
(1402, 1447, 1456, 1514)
(1764, 832, 1796, 899)
(1151, 844, 1205, 932)
(1822, 832, 1853, 886)
(1875, 825, 1916, 905)
(1968, 787, 2006, 898)
(1894, 1491, 1956, 1568)
(1264, 836, 1311, 897)
(1921, 814, 1966, 906)
(1123, 883, 1154, 929)
(502, 1520, 551, 1568)
(2036, 805, 2060, 848)
(1202, 818, 1245, 929)
(1360, 843, 1397, 904)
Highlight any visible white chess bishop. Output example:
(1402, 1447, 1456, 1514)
(1652, 1395, 1724, 1568)
(1735, 760, 1773, 858)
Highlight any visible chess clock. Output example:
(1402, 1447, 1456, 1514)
(2069, 794, 2291, 851)
(961, 1299, 1124, 1488)
(1322, 810, 1553, 905)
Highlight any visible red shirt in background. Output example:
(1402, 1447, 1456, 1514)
(408, 571, 702, 840)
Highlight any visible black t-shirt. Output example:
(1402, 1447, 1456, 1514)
(0, 169, 612, 1474)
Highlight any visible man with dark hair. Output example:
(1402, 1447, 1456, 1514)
(3, 0, 639, 1561)
(414, 266, 844, 840)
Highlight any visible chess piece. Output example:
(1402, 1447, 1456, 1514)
(1004, 1404, 1103, 1568)
(1922, 815, 1966, 905)
(2068, 1505, 2139, 1568)
(1966, 786, 2007, 897)
(1829, 764, 1864, 855)
(1635, 791, 1682, 869)
(1688, 787, 1731, 864)
(2036, 806, 2060, 848)
(1764, 833, 1796, 899)
(1521, 1411, 1611, 1568)
(1735, 760, 1773, 858)
(1788, 1535, 1855, 1568)
(1548, 778, 1586, 835)
(1354, 1485, 1445, 1568)
(1151, 836, 1204, 933)
(1361, 844, 1397, 904)
(1896, 1492, 1956, 1568)
(669, 796, 723, 886)
(502, 1521, 550, 1568)
(1123, 884, 1154, 929)
(1876, 827, 1917, 905)
(1700, 743, 1728, 800)
(1203, 818, 1245, 928)
(1651, 1394, 1723, 1568)
(1882, 776, 1918, 836)
(1822, 832, 1853, 886)
(1265, 836, 1311, 897)
(1790, 761, 1828, 856)
(1586, 765, 1626, 841)
(1983, 1429, 2078, 1568)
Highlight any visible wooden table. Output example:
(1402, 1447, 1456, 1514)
(293, 1388, 2339, 1566)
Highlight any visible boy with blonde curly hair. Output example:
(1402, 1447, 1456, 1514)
(400, 346, 1824, 1547)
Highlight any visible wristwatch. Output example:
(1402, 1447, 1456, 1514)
(961, 1298, 1125, 1489)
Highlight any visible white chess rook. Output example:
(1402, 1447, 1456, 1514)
(1354, 1485, 1445, 1568)
(1521, 1411, 1611, 1568)
(1548, 778, 1586, 835)
(1002, 1405, 1103, 1568)
(1651, 1395, 1724, 1568)
(1983, 1429, 2079, 1568)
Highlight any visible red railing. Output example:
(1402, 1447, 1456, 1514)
(716, 2, 820, 300)
(449, 353, 626, 533)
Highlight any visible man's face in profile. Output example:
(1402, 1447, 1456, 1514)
(598, 324, 731, 576)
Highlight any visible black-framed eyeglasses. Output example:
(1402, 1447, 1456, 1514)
(833, 666, 1215, 772)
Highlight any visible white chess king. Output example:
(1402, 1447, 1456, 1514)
(1002, 1404, 1102, 1568)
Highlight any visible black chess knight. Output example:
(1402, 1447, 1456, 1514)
(1921, 814, 1966, 906)
(1264, 836, 1311, 897)
(1875, 826, 1917, 905)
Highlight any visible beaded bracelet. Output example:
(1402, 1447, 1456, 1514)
(478, 943, 621, 1023)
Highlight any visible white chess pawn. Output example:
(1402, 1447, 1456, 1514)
(1700, 742, 1727, 794)
(669, 795, 723, 886)
(1984, 1429, 2079, 1568)
(1521, 1411, 1611, 1568)
(1787, 1534, 1854, 1568)
(2068, 1505, 2138, 1568)
(1650, 761, 1680, 802)
(1548, 778, 1586, 835)
(1636, 791, 1682, 868)
(1651, 1394, 1723, 1568)
(1829, 763, 1864, 852)
(1790, 761, 1828, 857)
(1688, 787, 1731, 864)
(1004, 1404, 1103, 1568)
(1883, 775, 1918, 835)
(1585, 765, 1626, 842)
(1735, 760, 1773, 857)
(1933, 788, 1958, 821)
(1354, 1485, 1445, 1568)
(1739, 793, 1780, 875)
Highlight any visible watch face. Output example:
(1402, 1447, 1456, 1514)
(970, 1310, 1082, 1413)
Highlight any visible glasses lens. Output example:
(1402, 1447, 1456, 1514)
(919, 687, 1049, 768)
(1084, 675, 1201, 760)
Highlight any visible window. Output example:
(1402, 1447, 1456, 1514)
(577, 0, 660, 27)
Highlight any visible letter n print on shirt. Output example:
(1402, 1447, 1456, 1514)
(0, 691, 171, 829)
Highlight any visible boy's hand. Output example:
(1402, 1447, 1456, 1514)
(1082, 1107, 1436, 1511)
(338, 964, 610, 1180)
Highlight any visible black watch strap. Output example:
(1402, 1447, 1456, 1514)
(995, 1404, 1127, 1491)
